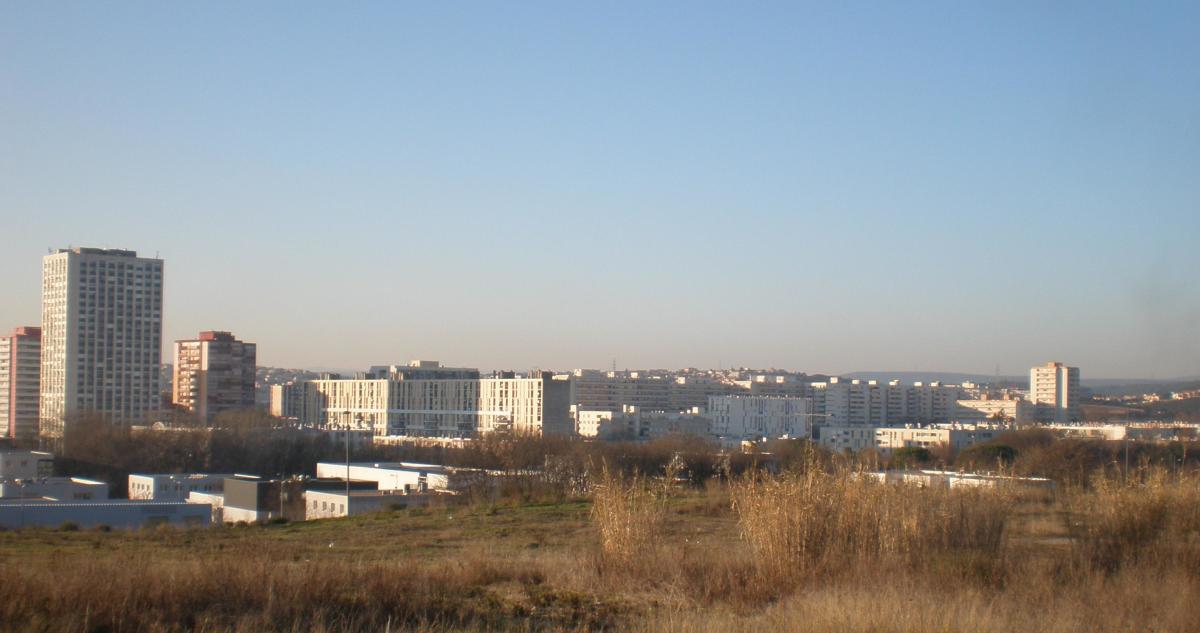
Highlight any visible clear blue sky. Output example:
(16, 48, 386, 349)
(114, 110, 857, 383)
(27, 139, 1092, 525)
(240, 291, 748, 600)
(2, 2, 1197, 378)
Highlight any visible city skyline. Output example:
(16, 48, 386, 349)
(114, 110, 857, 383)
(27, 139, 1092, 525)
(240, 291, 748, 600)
(2, 4, 1198, 379)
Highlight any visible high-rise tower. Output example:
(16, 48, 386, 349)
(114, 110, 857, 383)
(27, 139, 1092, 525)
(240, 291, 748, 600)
(39, 248, 164, 440)
(1029, 361, 1080, 423)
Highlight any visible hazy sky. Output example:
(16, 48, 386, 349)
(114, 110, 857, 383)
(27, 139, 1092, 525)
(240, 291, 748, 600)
(2, 2, 1198, 378)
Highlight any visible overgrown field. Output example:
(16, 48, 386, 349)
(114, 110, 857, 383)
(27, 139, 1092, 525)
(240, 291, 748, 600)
(3, 463, 1199, 632)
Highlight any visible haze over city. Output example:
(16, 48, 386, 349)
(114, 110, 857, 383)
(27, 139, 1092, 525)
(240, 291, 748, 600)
(2, 3, 1197, 378)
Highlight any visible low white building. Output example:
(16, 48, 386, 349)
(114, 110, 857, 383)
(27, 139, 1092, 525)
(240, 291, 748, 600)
(0, 449, 54, 480)
(0, 477, 108, 500)
(187, 491, 225, 524)
(314, 462, 485, 493)
(304, 489, 431, 520)
(0, 500, 211, 529)
(129, 473, 236, 501)
(819, 424, 1002, 455)
(861, 470, 1054, 490)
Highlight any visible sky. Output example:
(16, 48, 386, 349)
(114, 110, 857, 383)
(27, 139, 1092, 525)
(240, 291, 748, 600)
(1, 2, 1198, 379)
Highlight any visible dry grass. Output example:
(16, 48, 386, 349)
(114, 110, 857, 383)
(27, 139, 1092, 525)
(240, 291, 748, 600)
(1066, 468, 1200, 572)
(589, 465, 669, 569)
(2, 466, 1199, 632)
(730, 466, 1016, 582)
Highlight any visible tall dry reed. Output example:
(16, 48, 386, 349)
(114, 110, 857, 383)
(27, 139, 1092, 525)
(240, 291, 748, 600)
(1067, 467, 1200, 572)
(589, 465, 669, 567)
(731, 467, 1016, 580)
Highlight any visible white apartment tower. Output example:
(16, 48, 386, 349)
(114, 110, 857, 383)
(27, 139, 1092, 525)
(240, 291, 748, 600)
(1029, 361, 1080, 423)
(39, 248, 164, 440)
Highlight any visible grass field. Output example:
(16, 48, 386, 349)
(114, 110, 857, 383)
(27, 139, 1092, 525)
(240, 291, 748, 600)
(1, 468, 1198, 632)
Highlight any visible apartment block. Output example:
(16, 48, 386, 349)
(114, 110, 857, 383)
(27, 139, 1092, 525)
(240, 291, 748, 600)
(478, 375, 572, 435)
(561, 370, 736, 413)
(0, 327, 41, 444)
(1030, 361, 1080, 423)
(575, 404, 712, 440)
(172, 331, 257, 422)
(809, 378, 964, 426)
(707, 395, 812, 440)
(819, 424, 1001, 454)
(286, 362, 572, 438)
(40, 248, 163, 439)
(953, 396, 1032, 424)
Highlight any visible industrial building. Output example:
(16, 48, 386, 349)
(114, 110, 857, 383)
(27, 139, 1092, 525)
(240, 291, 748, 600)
(0, 500, 210, 529)
(313, 461, 485, 493)
(304, 489, 430, 520)
(128, 473, 236, 501)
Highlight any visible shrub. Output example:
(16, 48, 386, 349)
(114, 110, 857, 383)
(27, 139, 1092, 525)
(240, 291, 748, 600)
(58, 521, 80, 532)
(892, 446, 933, 467)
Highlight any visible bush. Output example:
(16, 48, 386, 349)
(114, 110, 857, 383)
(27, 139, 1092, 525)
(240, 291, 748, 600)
(58, 521, 80, 532)
(892, 446, 933, 467)
(958, 444, 1018, 469)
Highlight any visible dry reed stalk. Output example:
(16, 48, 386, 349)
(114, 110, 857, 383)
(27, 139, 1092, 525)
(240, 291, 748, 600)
(589, 464, 668, 567)
(730, 465, 1016, 581)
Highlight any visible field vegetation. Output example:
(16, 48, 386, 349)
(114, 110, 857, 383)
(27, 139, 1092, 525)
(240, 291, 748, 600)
(4, 427, 1200, 632)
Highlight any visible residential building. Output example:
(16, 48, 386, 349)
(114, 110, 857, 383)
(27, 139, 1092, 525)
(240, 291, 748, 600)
(561, 370, 736, 413)
(269, 383, 304, 420)
(708, 395, 812, 440)
(952, 396, 1033, 425)
(289, 363, 573, 438)
(128, 473, 236, 501)
(172, 331, 257, 422)
(819, 424, 1003, 454)
(0, 327, 41, 444)
(39, 248, 163, 441)
(575, 405, 713, 440)
(809, 378, 964, 426)
(1030, 362, 1080, 423)
(478, 374, 573, 435)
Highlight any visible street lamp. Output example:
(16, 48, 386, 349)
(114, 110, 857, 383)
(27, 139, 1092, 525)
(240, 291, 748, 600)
(346, 413, 362, 500)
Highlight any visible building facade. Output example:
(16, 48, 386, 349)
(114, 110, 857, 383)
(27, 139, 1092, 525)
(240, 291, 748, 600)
(0, 327, 41, 444)
(819, 424, 1002, 454)
(707, 395, 812, 440)
(172, 331, 257, 422)
(285, 363, 573, 438)
(128, 473, 235, 501)
(40, 248, 163, 440)
(1030, 361, 1080, 423)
